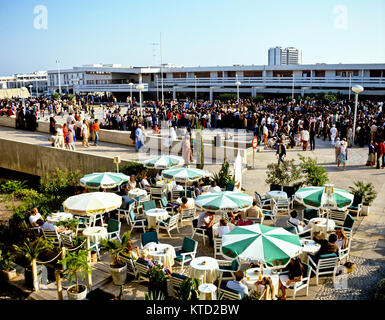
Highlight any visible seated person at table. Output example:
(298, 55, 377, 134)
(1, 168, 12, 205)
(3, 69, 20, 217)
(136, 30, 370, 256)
(140, 174, 151, 192)
(197, 211, 215, 246)
(156, 171, 163, 182)
(121, 239, 141, 260)
(254, 276, 274, 300)
(126, 175, 137, 191)
(334, 228, 349, 250)
(29, 207, 44, 228)
(207, 181, 221, 193)
(177, 196, 190, 213)
(41, 221, 67, 233)
(214, 218, 230, 238)
(193, 181, 202, 196)
(288, 210, 307, 232)
(228, 210, 241, 224)
(310, 232, 339, 262)
(226, 270, 249, 299)
(245, 200, 264, 219)
(278, 257, 306, 300)
(137, 249, 171, 275)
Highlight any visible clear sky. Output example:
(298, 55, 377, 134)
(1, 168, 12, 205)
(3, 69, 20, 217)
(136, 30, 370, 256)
(0, 0, 384, 76)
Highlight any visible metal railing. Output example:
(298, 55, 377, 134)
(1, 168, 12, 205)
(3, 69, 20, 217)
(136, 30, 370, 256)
(158, 76, 385, 88)
(74, 83, 149, 92)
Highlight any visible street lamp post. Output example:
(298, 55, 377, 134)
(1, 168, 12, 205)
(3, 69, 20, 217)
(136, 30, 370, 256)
(56, 59, 62, 94)
(136, 84, 145, 117)
(194, 75, 197, 103)
(235, 79, 241, 101)
(352, 85, 364, 145)
(155, 75, 159, 101)
(28, 85, 33, 97)
(128, 82, 134, 105)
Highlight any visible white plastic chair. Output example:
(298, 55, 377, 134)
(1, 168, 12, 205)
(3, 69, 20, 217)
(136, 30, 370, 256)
(157, 213, 180, 238)
(308, 254, 339, 286)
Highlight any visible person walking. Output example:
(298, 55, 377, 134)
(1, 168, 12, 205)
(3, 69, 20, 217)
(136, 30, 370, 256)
(81, 120, 89, 148)
(376, 139, 385, 169)
(309, 125, 316, 151)
(91, 119, 100, 146)
(135, 124, 145, 152)
(301, 128, 310, 151)
(56, 124, 65, 149)
(330, 125, 338, 146)
(182, 133, 193, 167)
(337, 138, 348, 170)
(276, 140, 286, 167)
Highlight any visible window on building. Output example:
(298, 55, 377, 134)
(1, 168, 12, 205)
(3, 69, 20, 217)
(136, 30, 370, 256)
(194, 72, 210, 78)
(244, 71, 263, 77)
(227, 71, 236, 77)
(172, 72, 187, 78)
(370, 70, 384, 77)
(314, 71, 325, 77)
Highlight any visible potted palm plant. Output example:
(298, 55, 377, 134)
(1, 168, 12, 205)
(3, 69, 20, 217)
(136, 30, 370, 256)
(0, 246, 17, 281)
(174, 278, 200, 300)
(58, 249, 91, 300)
(100, 232, 130, 286)
(349, 181, 377, 216)
(13, 237, 53, 291)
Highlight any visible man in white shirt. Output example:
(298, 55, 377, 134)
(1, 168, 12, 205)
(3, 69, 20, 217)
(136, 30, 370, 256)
(330, 125, 338, 146)
(140, 174, 151, 192)
(197, 211, 215, 246)
(29, 208, 44, 227)
(207, 181, 221, 193)
(301, 129, 310, 151)
(56, 124, 65, 148)
(81, 120, 89, 147)
(226, 271, 249, 299)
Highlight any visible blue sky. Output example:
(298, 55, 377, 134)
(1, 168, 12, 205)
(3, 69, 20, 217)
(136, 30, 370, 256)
(0, 0, 384, 76)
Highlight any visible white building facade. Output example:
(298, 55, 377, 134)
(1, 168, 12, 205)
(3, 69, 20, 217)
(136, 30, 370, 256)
(47, 63, 385, 100)
(268, 47, 302, 66)
(0, 71, 47, 96)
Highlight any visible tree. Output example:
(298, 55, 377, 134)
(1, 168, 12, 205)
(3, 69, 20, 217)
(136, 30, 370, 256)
(298, 155, 329, 186)
(52, 92, 60, 101)
(212, 161, 235, 188)
(265, 159, 302, 186)
(349, 181, 377, 206)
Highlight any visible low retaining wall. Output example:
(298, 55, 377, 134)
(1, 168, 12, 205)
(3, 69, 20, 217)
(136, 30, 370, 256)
(0, 137, 133, 178)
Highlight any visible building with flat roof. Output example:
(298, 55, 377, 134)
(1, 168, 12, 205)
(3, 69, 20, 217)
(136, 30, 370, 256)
(0, 71, 47, 96)
(46, 62, 385, 100)
(268, 47, 302, 66)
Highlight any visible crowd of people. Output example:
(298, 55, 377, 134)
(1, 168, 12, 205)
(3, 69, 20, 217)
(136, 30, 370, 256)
(1, 95, 385, 167)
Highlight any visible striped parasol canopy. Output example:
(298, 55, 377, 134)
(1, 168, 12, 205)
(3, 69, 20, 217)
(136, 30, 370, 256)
(63, 192, 122, 215)
(294, 186, 354, 209)
(221, 224, 302, 267)
(80, 172, 130, 189)
(195, 191, 253, 212)
(143, 155, 184, 169)
(162, 167, 211, 183)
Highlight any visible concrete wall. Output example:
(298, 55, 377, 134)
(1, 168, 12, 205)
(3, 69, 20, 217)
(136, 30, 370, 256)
(0, 137, 133, 178)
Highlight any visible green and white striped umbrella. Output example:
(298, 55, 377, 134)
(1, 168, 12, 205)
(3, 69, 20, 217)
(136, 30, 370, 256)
(162, 167, 211, 183)
(195, 191, 253, 212)
(222, 224, 302, 267)
(143, 155, 184, 169)
(80, 172, 130, 189)
(294, 186, 354, 209)
(63, 192, 122, 215)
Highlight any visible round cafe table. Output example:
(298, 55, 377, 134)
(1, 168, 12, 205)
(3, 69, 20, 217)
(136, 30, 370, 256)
(243, 268, 280, 300)
(46, 212, 73, 224)
(190, 256, 219, 284)
(212, 222, 236, 239)
(298, 239, 321, 262)
(308, 217, 336, 238)
(155, 180, 174, 193)
(128, 188, 147, 201)
(143, 242, 176, 269)
(145, 208, 169, 229)
(82, 226, 108, 245)
(198, 283, 217, 300)
(265, 190, 288, 201)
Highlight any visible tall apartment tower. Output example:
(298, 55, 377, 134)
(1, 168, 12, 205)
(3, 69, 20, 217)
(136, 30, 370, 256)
(268, 47, 302, 65)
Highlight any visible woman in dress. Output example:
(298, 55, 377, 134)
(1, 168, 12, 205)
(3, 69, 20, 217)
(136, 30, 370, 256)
(366, 141, 375, 166)
(337, 138, 348, 170)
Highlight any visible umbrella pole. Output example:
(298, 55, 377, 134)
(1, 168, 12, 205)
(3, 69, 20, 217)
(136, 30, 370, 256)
(185, 182, 187, 197)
